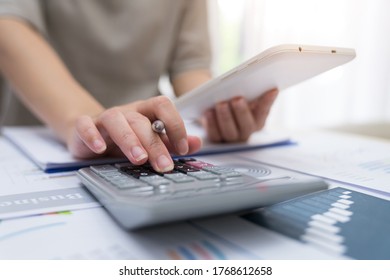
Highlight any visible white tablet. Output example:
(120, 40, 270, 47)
(174, 44, 356, 120)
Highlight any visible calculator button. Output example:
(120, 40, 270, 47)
(164, 173, 195, 183)
(155, 185, 171, 193)
(112, 179, 145, 189)
(120, 167, 157, 179)
(101, 172, 127, 180)
(173, 162, 200, 173)
(187, 170, 219, 180)
(91, 165, 118, 174)
(186, 161, 214, 169)
(139, 175, 171, 187)
(203, 166, 242, 177)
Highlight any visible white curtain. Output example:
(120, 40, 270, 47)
(209, 0, 390, 130)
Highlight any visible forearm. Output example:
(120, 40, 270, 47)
(0, 19, 103, 141)
(172, 69, 211, 97)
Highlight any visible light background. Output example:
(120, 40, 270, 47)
(206, 0, 390, 130)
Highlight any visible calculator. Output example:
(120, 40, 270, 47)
(77, 157, 328, 229)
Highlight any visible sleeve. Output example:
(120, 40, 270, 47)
(0, 0, 46, 35)
(169, 0, 212, 79)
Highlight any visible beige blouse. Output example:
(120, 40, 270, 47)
(0, 0, 211, 125)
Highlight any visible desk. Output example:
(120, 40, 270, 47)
(0, 130, 389, 260)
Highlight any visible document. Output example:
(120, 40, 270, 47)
(238, 130, 390, 194)
(0, 138, 99, 219)
(193, 215, 344, 260)
(186, 121, 291, 156)
(241, 184, 390, 259)
(0, 207, 256, 260)
(2, 126, 126, 172)
(2, 126, 291, 172)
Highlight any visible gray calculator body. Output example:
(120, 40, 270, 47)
(78, 157, 327, 229)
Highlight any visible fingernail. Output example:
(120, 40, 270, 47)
(157, 155, 174, 172)
(131, 146, 147, 162)
(177, 138, 189, 155)
(93, 139, 106, 153)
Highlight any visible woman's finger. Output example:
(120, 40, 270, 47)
(215, 101, 239, 141)
(132, 96, 189, 156)
(230, 97, 257, 141)
(204, 109, 222, 143)
(251, 89, 278, 130)
(124, 110, 174, 173)
(98, 107, 148, 165)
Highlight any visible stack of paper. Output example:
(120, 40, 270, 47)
(2, 125, 291, 172)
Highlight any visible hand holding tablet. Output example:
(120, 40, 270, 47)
(175, 44, 356, 120)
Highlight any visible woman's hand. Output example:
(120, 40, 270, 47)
(204, 89, 278, 142)
(67, 96, 202, 173)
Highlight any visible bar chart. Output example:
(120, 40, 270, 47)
(243, 187, 390, 259)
